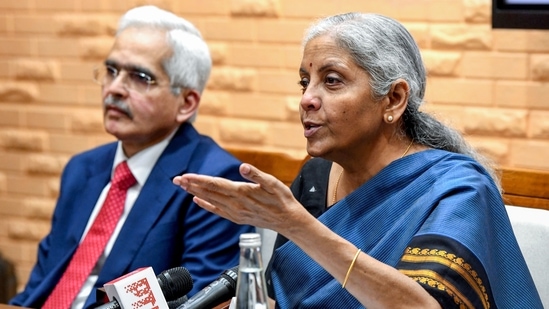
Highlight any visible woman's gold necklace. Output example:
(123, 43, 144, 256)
(331, 139, 414, 205)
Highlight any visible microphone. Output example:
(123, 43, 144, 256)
(95, 266, 193, 309)
(167, 295, 188, 309)
(157, 266, 193, 301)
(176, 266, 238, 309)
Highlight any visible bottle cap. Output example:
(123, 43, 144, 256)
(239, 233, 262, 247)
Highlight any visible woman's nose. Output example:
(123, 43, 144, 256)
(300, 87, 321, 111)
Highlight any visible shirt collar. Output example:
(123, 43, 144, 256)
(112, 128, 178, 186)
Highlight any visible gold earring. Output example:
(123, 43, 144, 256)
(387, 115, 393, 122)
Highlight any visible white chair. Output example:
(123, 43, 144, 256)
(255, 227, 278, 267)
(506, 205, 549, 307)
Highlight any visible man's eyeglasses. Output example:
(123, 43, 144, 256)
(93, 65, 158, 93)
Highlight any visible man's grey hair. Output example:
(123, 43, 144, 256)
(117, 5, 212, 122)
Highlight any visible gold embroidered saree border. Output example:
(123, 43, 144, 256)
(400, 247, 490, 309)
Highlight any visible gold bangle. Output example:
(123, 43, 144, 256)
(342, 248, 361, 288)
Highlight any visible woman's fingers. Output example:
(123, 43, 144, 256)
(177, 173, 246, 205)
(191, 196, 241, 223)
(174, 164, 284, 198)
(172, 165, 298, 229)
(239, 163, 287, 196)
(173, 173, 262, 222)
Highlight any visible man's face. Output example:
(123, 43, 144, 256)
(101, 27, 188, 157)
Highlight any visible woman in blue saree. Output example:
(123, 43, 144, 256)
(173, 12, 543, 309)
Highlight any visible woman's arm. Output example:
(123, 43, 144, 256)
(288, 213, 441, 309)
(173, 163, 441, 309)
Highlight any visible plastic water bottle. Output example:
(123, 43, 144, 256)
(234, 233, 270, 309)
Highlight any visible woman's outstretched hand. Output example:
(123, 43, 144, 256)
(173, 163, 303, 231)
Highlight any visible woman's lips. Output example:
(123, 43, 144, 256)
(303, 122, 321, 138)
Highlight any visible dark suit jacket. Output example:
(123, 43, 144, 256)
(10, 123, 254, 309)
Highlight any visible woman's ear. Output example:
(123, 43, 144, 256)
(175, 89, 201, 123)
(383, 79, 409, 124)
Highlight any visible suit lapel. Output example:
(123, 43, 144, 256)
(55, 146, 116, 258)
(35, 145, 116, 308)
(99, 124, 200, 279)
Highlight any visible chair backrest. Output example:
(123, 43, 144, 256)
(499, 167, 549, 211)
(499, 167, 549, 306)
(505, 205, 549, 307)
(224, 152, 549, 210)
(254, 227, 278, 266)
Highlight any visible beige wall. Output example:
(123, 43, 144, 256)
(1, 0, 549, 292)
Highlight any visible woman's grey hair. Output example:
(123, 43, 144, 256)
(303, 12, 501, 190)
(117, 5, 212, 122)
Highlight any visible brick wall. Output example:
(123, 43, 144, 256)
(1, 0, 548, 293)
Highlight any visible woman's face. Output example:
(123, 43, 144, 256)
(299, 35, 386, 161)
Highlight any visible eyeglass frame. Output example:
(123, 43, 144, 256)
(93, 62, 168, 94)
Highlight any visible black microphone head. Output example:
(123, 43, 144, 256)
(157, 266, 194, 301)
(167, 295, 188, 309)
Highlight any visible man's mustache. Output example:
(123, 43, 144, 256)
(104, 95, 133, 119)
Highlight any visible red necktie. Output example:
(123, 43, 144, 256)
(43, 161, 136, 309)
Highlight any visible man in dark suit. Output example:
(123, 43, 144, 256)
(9, 5, 254, 309)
